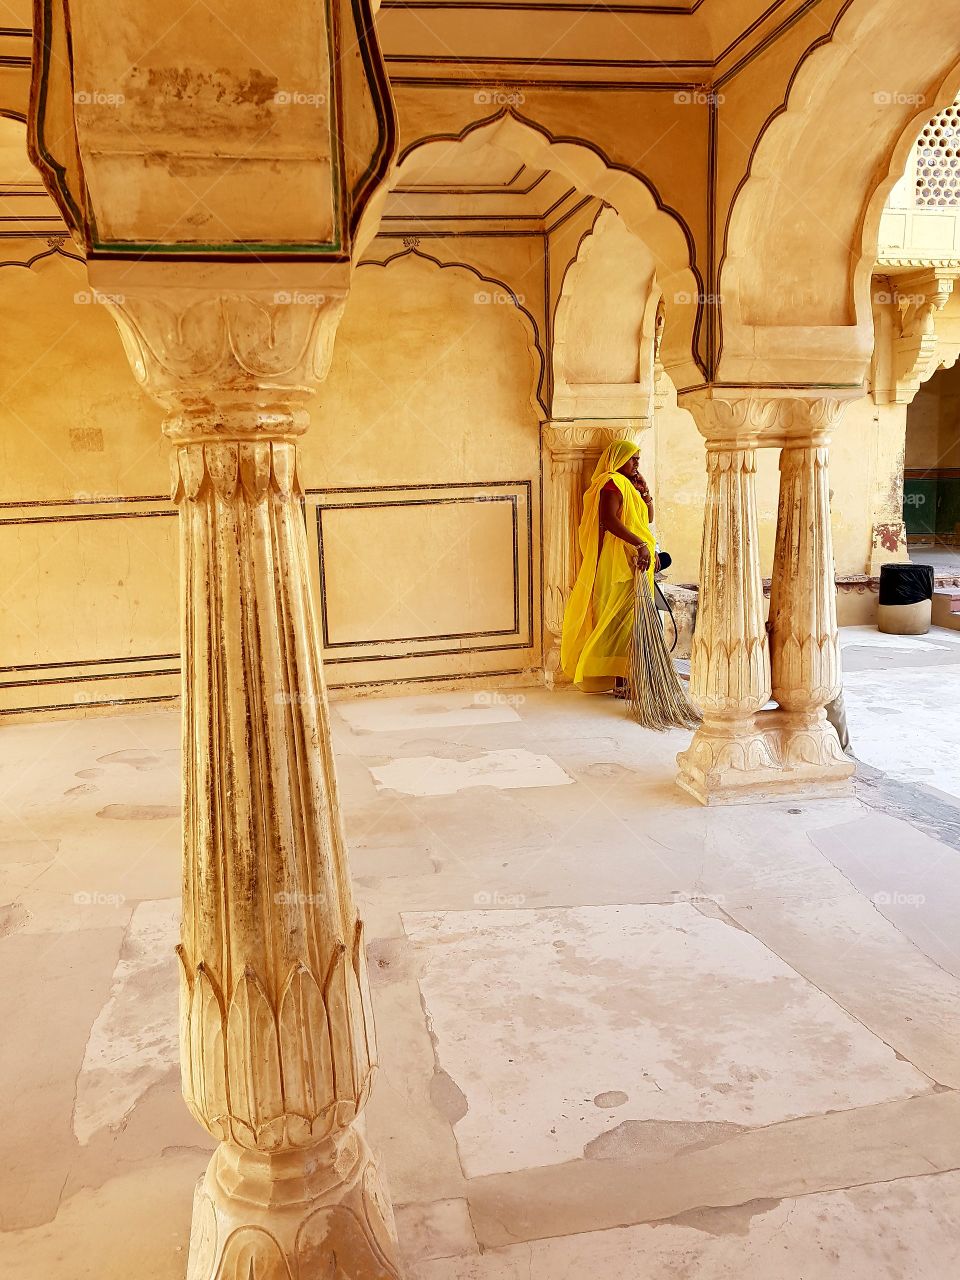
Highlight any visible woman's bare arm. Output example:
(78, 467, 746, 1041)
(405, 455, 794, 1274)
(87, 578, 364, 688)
(599, 488, 651, 570)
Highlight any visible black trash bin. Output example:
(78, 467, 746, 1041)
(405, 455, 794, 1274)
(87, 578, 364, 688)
(877, 562, 935, 635)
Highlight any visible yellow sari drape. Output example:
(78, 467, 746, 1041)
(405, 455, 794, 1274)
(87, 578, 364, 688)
(560, 440, 656, 692)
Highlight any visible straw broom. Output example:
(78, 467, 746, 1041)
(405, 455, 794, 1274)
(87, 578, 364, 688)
(627, 567, 701, 731)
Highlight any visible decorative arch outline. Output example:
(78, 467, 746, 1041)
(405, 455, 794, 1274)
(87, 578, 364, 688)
(357, 243, 549, 414)
(382, 110, 706, 390)
(721, 0, 960, 381)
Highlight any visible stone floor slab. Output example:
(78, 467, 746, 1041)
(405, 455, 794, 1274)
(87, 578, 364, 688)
(411, 1169, 960, 1279)
(336, 694, 523, 734)
(403, 903, 930, 1177)
(370, 749, 574, 797)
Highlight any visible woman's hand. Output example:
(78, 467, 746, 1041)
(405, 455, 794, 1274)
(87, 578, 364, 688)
(633, 544, 652, 573)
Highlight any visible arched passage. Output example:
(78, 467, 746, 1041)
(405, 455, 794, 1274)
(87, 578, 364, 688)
(722, 0, 960, 385)
(377, 112, 704, 393)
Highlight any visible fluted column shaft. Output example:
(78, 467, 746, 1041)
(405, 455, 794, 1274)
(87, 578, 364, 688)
(676, 444, 777, 802)
(106, 289, 401, 1280)
(768, 441, 852, 777)
(677, 389, 855, 804)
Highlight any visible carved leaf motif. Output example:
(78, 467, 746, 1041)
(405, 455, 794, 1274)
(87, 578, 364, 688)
(191, 964, 230, 1140)
(239, 443, 272, 501)
(278, 963, 335, 1145)
(352, 919, 377, 1106)
(218, 1227, 291, 1280)
(323, 944, 357, 1110)
(176, 946, 195, 1111)
(180, 446, 207, 501)
(205, 444, 240, 501)
(226, 298, 318, 379)
(271, 443, 297, 498)
(227, 968, 285, 1150)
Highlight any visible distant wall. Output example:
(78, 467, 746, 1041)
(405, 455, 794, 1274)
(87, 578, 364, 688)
(0, 254, 178, 718)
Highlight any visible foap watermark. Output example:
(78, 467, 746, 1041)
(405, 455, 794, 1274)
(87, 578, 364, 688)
(674, 290, 724, 305)
(873, 890, 926, 907)
(74, 289, 125, 306)
(875, 289, 930, 307)
(74, 889, 126, 907)
(273, 290, 328, 305)
(74, 89, 125, 107)
(668, 890, 727, 907)
(473, 890, 526, 907)
(874, 91, 926, 107)
(474, 691, 526, 708)
(274, 691, 321, 706)
(473, 88, 525, 107)
(904, 492, 927, 507)
(274, 90, 327, 107)
(674, 88, 725, 107)
(475, 289, 524, 306)
(275, 891, 324, 906)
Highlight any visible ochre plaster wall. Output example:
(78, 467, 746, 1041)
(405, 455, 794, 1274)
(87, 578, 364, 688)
(0, 255, 178, 718)
(1, 247, 545, 715)
(302, 251, 544, 689)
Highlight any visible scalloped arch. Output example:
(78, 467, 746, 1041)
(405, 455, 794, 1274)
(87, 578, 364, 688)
(357, 245, 548, 416)
(721, 0, 960, 383)
(552, 206, 660, 418)
(373, 111, 704, 392)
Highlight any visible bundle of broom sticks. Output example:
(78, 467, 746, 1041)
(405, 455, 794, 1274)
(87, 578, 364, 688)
(627, 567, 701, 731)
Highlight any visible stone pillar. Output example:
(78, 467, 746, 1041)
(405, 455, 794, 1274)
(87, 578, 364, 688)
(677, 389, 857, 804)
(541, 420, 645, 682)
(767, 428, 855, 789)
(675, 416, 778, 803)
(104, 283, 401, 1280)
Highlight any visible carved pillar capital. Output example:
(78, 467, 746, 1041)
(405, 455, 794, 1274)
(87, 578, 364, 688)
(680, 386, 856, 449)
(96, 280, 348, 442)
(542, 418, 648, 459)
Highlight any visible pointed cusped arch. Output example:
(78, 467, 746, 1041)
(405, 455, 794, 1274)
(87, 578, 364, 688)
(721, 0, 960, 385)
(356, 245, 548, 430)
(358, 243, 549, 414)
(552, 206, 661, 419)
(369, 111, 705, 392)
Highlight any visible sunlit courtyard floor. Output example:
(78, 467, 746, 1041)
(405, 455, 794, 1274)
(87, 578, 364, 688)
(3, 629, 960, 1277)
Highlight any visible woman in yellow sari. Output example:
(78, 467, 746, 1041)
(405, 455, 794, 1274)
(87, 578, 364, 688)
(560, 439, 656, 693)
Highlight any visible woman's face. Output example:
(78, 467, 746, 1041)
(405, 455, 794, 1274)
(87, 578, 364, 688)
(618, 454, 640, 480)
